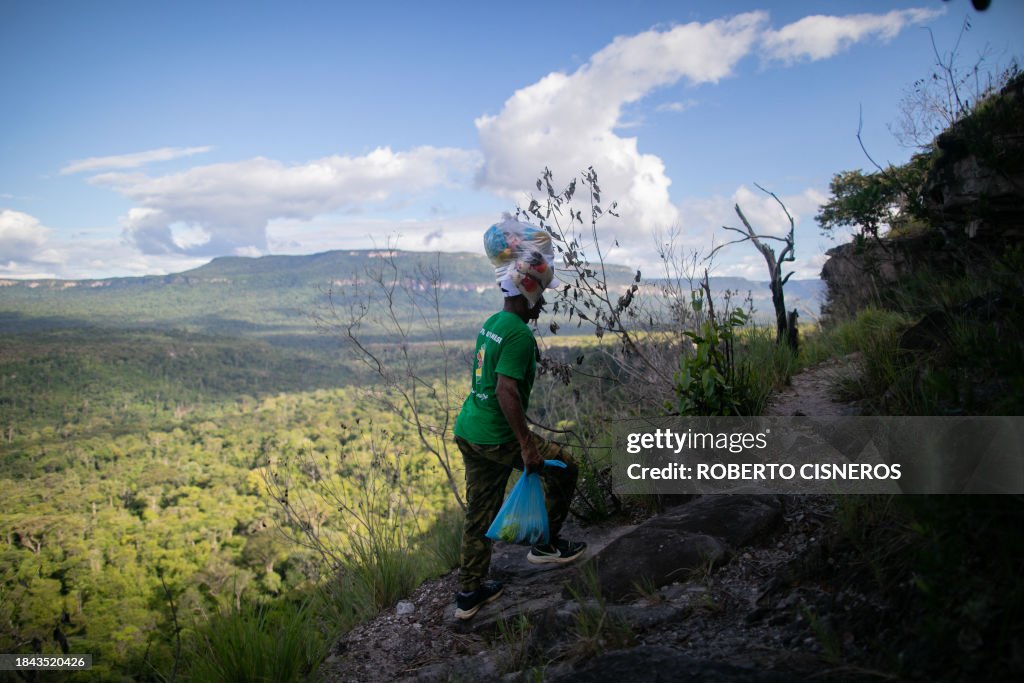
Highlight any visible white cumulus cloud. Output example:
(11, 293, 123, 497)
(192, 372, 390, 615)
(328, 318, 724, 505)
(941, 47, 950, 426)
(60, 146, 213, 175)
(475, 12, 768, 232)
(474, 8, 935, 238)
(0, 209, 50, 261)
(89, 146, 481, 256)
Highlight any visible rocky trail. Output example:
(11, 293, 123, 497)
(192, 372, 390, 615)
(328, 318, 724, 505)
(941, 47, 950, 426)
(319, 360, 889, 683)
(764, 354, 862, 418)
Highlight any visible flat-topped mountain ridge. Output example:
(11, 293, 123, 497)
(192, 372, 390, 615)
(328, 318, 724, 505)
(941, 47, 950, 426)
(0, 249, 825, 345)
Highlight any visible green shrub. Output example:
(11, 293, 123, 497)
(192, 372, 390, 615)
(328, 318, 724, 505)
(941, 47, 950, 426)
(737, 324, 800, 413)
(674, 300, 757, 416)
(673, 295, 795, 417)
(814, 308, 912, 408)
(566, 563, 634, 659)
(345, 528, 426, 618)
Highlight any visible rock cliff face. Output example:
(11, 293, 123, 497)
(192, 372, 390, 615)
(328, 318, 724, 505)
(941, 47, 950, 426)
(821, 74, 1024, 319)
(820, 232, 953, 318)
(925, 74, 1024, 240)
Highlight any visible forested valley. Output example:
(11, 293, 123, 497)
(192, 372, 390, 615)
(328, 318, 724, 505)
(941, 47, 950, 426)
(0, 324, 461, 680)
(0, 247, 681, 681)
(0, 251, 508, 681)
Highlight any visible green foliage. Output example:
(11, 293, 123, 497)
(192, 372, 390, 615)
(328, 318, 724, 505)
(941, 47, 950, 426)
(674, 292, 757, 416)
(629, 576, 665, 605)
(0, 327, 465, 679)
(184, 599, 324, 683)
(421, 505, 464, 573)
(570, 439, 619, 524)
(344, 530, 425, 619)
(496, 613, 539, 675)
(812, 78, 1024, 413)
(808, 308, 911, 409)
(815, 153, 931, 244)
(0, 329, 353, 444)
(814, 277, 1024, 415)
(314, 505, 461, 636)
(265, 423, 460, 633)
(738, 324, 800, 405)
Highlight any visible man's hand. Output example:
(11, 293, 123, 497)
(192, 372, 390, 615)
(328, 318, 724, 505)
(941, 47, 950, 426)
(521, 438, 544, 475)
(496, 373, 543, 474)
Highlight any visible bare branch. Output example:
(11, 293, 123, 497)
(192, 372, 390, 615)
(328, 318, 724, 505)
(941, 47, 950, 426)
(710, 188, 797, 346)
(857, 104, 888, 175)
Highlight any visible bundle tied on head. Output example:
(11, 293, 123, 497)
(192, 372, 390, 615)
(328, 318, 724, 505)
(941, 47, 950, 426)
(483, 214, 558, 308)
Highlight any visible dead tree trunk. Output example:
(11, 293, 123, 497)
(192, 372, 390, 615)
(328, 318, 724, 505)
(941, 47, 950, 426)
(786, 309, 799, 353)
(711, 184, 796, 348)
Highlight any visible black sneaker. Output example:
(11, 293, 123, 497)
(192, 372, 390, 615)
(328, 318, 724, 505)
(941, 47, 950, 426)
(527, 538, 587, 565)
(454, 580, 504, 620)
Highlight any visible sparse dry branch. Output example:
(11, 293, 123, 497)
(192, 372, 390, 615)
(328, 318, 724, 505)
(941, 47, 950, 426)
(314, 246, 466, 511)
(521, 167, 687, 404)
(709, 186, 796, 347)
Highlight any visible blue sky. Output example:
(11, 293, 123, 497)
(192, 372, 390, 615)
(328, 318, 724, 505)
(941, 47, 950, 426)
(1, 0, 1021, 281)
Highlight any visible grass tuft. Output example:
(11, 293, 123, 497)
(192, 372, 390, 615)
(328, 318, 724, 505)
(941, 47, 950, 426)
(185, 599, 324, 683)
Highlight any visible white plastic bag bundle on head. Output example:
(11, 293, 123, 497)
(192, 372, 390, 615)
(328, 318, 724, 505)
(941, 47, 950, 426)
(483, 214, 556, 306)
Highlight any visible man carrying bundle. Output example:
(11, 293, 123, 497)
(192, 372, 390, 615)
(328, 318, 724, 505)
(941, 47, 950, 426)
(452, 216, 587, 620)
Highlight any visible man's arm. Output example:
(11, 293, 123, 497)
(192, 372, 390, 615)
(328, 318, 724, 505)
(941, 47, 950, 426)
(496, 373, 543, 474)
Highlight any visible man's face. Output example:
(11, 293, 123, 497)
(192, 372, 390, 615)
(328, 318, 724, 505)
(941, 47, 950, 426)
(528, 294, 546, 321)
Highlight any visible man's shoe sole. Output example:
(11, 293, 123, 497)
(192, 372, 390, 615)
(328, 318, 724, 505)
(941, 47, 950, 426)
(526, 548, 586, 565)
(454, 586, 504, 620)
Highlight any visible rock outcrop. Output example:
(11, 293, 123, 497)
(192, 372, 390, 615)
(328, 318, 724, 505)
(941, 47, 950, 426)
(924, 73, 1024, 241)
(321, 493, 812, 683)
(577, 494, 783, 601)
(820, 73, 1024, 319)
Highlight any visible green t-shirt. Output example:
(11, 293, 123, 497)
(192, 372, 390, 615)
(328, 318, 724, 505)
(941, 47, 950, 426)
(454, 311, 537, 445)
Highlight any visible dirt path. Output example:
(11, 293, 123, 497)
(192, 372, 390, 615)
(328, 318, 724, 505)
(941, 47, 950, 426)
(320, 356, 867, 682)
(765, 353, 862, 417)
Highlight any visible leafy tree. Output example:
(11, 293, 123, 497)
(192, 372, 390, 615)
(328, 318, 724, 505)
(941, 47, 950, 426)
(315, 250, 470, 510)
(816, 154, 931, 245)
(818, 21, 1018, 247)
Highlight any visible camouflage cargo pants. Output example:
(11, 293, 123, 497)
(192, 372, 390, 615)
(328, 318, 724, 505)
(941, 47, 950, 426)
(455, 433, 579, 592)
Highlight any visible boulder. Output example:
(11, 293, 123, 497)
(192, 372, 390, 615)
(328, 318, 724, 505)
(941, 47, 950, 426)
(571, 495, 783, 601)
(650, 494, 784, 548)
(571, 532, 726, 603)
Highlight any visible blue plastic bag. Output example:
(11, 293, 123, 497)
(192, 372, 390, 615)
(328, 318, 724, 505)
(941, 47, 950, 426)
(486, 460, 567, 546)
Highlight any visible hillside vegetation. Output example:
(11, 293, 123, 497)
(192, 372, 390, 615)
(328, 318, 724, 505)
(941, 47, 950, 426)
(2, 70, 1020, 683)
